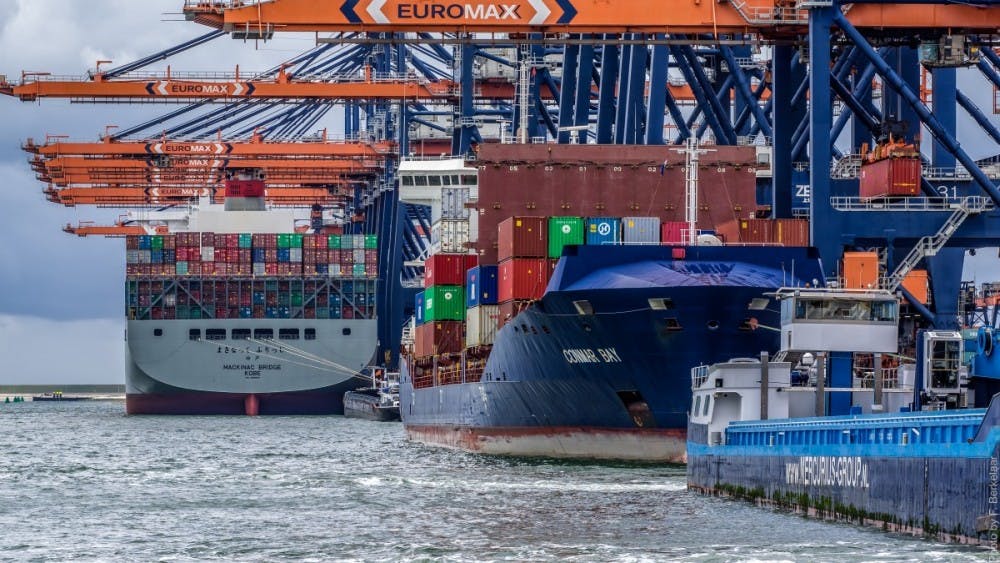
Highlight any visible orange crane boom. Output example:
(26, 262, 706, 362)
(22, 137, 396, 158)
(181, 0, 999, 34)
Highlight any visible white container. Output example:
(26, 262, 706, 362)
(441, 187, 471, 220)
(353, 234, 366, 249)
(253, 263, 266, 276)
(201, 247, 215, 262)
(622, 216, 661, 244)
(289, 248, 303, 263)
(328, 264, 343, 277)
(138, 250, 152, 264)
(433, 219, 471, 253)
(126, 250, 140, 264)
(466, 305, 500, 347)
(353, 249, 366, 263)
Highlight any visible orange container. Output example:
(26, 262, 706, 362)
(774, 219, 810, 246)
(900, 269, 929, 304)
(843, 252, 879, 289)
(859, 156, 921, 200)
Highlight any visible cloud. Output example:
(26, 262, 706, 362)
(0, 314, 124, 384)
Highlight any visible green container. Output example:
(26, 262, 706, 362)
(548, 216, 585, 258)
(352, 264, 367, 277)
(327, 234, 342, 249)
(291, 234, 304, 248)
(424, 285, 465, 322)
(364, 234, 378, 249)
(150, 236, 164, 250)
(176, 306, 189, 320)
(175, 261, 189, 275)
(277, 234, 292, 249)
(238, 233, 253, 248)
(291, 292, 303, 307)
(190, 307, 202, 319)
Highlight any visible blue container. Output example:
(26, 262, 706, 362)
(150, 250, 164, 264)
(266, 307, 278, 319)
(585, 217, 622, 246)
(277, 248, 291, 263)
(331, 294, 342, 305)
(415, 292, 425, 324)
(253, 292, 266, 305)
(330, 306, 342, 319)
(317, 307, 330, 319)
(466, 265, 499, 307)
(280, 307, 290, 318)
(342, 281, 354, 294)
(163, 250, 176, 263)
(239, 307, 253, 319)
(316, 263, 328, 275)
(138, 235, 151, 250)
(252, 248, 266, 262)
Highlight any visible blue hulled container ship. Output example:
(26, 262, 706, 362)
(687, 287, 1000, 544)
(401, 244, 824, 462)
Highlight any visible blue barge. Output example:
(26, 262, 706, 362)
(687, 288, 1000, 545)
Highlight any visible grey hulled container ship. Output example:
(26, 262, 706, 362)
(124, 169, 378, 415)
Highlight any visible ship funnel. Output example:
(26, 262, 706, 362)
(223, 168, 266, 211)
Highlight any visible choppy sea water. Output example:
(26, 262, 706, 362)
(0, 400, 994, 562)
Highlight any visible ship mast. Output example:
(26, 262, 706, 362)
(673, 138, 715, 245)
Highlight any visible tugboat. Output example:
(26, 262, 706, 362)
(344, 369, 400, 422)
(687, 286, 1000, 545)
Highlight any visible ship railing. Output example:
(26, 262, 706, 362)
(464, 363, 485, 384)
(691, 364, 710, 388)
(437, 363, 463, 386)
(829, 196, 995, 212)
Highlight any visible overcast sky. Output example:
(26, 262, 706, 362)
(0, 0, 998, 384)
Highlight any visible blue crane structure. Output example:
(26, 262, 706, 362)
(4, 0, 1000, 370)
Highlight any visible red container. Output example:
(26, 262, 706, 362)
(201, 232, 215, 247)
(860, 156, 921, 199)
(498, 300, 533, 329)
(739, 218, 774, 244)
(239, 249, 251, 263)
(163, 235, 176, 250)
(499, 258, 548, 301)
(414, 320, 465, 358)
(773, 219, 810, 246)
(498, 217, 547, 261)
(425, 253, 478, 287)
(661, 221, 687, 244)
(365, 249, 378, 263)
(126, 236, 139, 250)
(202, 263, 215, 275)
(189, 262, 202, 275)
(265, 263, 278, 275)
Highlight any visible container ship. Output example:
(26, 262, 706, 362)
(686, 286, 1000, 544)
(124, 169, 379, 415)
(397, 144, 825, 461)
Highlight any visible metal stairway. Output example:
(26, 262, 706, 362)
(884, 196, 992, 291)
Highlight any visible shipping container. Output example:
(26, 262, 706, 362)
(548, 216, 585, 258)
(413, 320, 465, 358)
(432, 219, 471, 254)
(859, 156, 921, 200)
(843, 251, 880, 289)
(498, 300, 532, 329)
(424, 285, 465, 322)
(661, 221, 691, 245)
(901, 269, 929, 304)
(415, 292, 425, 324)
(622, 217, 661, 244)
(466, 305, 500, 347)
(441, 187, 472, 220)
(498, 217, 547, 260)
(364, 234, 378, 249)
(466, 264, 499, 307)
(773, 218, 810, 246)
(425, 253, 478, 288)
(585, 217, 621, 246)
(739, 218, 774, 244)
(328, 234, 342, 249)
(499, 258, 548, 302)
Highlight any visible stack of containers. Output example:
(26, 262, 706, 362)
(497, 217, 548, 328)
(466, 265, 499, 347)
(413, 252, 476, 357)
(126, 232, 377, 279)
(434, 186, 472, 253)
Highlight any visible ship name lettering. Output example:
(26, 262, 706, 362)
(562, 347, 622, 364)
(223, 364, 256, 370)
(258, 364, 281, 370)
(784, 456, 870, 490)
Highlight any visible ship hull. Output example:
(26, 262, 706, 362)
(687, 420, 1000, 545)
(402, 245, 825, 461)
(126, 318, 377, 415)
